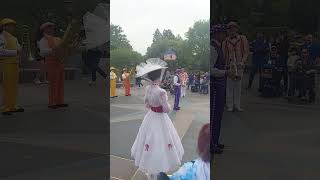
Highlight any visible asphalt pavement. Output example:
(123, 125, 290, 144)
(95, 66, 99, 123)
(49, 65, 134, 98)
(0, 77, 108, 180)
(213, 76, 320, 180)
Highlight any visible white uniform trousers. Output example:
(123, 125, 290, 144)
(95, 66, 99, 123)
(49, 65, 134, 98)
(226, 77, 242, 109)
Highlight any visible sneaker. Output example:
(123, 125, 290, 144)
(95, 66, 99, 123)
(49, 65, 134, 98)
(88, 81, 96, 86)
(226, 107, 233, 112)
(234, 107, 243, 112)
(33, 79, 41, 85)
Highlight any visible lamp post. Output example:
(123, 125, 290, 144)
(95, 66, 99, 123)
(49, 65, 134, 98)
(63, 0, 73, 23)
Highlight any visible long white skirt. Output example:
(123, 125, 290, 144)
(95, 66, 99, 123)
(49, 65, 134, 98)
(131, 110, 184, 174)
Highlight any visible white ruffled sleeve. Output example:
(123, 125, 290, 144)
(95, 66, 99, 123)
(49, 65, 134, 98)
(144, 86, 151, 110)
(159, 90, 170, 113)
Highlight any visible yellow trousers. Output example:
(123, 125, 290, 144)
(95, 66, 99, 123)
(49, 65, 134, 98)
(1, 63, 19, 112)
(110, 79, 117, 97)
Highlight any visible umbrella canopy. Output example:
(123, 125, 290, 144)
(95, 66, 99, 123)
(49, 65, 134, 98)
(93, 3, 109, 22)
(83, 11, 108, 49)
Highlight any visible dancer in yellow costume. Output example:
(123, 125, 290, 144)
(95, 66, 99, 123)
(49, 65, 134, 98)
(110, 67, 117, 98)
(0, 18, 24, 115)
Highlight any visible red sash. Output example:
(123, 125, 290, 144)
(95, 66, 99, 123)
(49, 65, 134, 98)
(150, 106, 163, 113)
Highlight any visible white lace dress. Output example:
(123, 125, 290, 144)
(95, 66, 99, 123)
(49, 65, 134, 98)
(131, 84, 184, 174)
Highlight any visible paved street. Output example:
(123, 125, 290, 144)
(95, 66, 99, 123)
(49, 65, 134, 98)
(110, 87, 209, 180)
(0, 77, 107, 180)
(213, 76, 320, 180)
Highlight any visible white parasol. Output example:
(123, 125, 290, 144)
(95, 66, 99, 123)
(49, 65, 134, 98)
(82, 11, 109, 50)
(93, 3, 109, 22)
(136, 58, 168, 82)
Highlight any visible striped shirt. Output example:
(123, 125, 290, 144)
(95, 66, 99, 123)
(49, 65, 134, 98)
(179, 72, 188, 86)
(222, 34, 249, 65)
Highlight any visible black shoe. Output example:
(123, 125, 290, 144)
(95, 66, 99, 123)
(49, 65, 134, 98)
(214, 147, 223, 154)
(48, 105, 59, 109)
(9, 107, 24, 113)
(218, 144, 225, 149)
(57, 104, 68, 108)
(2, 112, 12, 115)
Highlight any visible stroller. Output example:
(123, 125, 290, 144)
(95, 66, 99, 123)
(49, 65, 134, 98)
(191, 79, 200, 92)
(260, 63, 283, 97)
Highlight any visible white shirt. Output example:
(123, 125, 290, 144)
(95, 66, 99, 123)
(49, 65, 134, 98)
(122, 73, 127, 80)
(0, 32, 20, 57)
(173, 75, 180, 86)
(38, 36, 53, 57)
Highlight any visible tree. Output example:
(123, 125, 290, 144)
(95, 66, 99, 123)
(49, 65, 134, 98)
(162, 29, 176, 40)
(110, 48, 143, 69)
(185, 20, 210, 71)
(146, 20, 210, 71)
(153, 29, 163, 43)
(110, 24, 132, 50)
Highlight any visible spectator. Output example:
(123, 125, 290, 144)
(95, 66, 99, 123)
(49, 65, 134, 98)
(278, 31, 290, 92)
(247, 31, 269, 90)
(288, 48, 316, 102)
(302, 34, 320, 63)
(169, 123, 210, 180)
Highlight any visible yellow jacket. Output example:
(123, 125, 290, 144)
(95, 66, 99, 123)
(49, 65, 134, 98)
(0, 31, 20, 64)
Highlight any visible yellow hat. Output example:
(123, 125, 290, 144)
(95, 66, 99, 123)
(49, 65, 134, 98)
(110, 67, 116, 70)
(0, 18, 16, 26)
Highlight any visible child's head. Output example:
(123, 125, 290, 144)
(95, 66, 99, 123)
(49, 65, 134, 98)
(147, 69, 162, 81)
(197, 123, 210, 162)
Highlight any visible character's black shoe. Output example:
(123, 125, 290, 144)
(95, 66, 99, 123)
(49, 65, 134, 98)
(2, 112, 12, 115)
(218, 144, 225, 149)
(48, 105, 59, 109)
(57, 104, 69, 108)
(9, 107, 24, 113)
(214, 147, 223, 154)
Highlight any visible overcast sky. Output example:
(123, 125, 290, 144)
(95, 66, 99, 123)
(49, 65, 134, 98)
(111, 0, 210, 55)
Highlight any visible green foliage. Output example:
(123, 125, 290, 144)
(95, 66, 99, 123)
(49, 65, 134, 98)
(145, 20, 210, 71)
(110, 24, 132, 50)
(110, 48, 143, 69)
(214, 0, 320, 34)
(185, 20, 210, 70)
(110, 24, 143, 68)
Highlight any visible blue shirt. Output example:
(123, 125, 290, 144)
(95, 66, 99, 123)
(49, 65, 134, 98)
(302, 43, 320, 63)
(251, 39, 269, 67)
